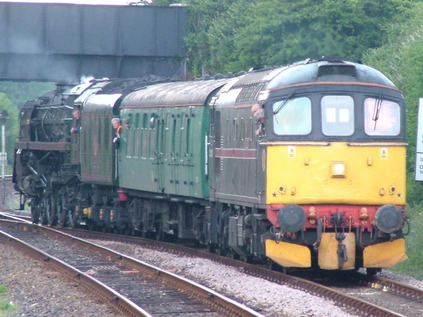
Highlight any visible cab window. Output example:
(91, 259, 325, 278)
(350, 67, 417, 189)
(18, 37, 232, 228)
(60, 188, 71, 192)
(321, 95, 354, 136)
(364, 98, 400, 136)
(272, 97, 311, 135)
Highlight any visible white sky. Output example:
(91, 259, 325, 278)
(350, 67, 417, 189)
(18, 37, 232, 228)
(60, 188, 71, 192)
(0, 0, 137, 5)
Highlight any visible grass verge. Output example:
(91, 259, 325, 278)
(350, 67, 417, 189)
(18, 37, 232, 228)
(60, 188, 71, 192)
(389, 203, 423, 280)
(0, 285, 16, 316)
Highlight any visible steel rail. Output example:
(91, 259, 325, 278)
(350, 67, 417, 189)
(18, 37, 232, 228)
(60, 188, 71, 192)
(1, 215, 414, 317)
(63, 228, 407, 317)
(0, 229, 152, 317)
(1, 221, 264, 317)
(369, 277, 423, 302)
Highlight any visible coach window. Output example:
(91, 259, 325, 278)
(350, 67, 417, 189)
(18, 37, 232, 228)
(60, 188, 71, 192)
(133, 114, 140, 158)
(180, 113, 186, 158)
(321, 95, 354, 136)
(273, 97, 311, 135)
(364, 98, 400, 136)
(186, 117, 191, 155)
(141, 113, 148, 159)
(171, 117, 177, 157)
(226, 116, 230, 142)
(234, 117, 239, 142)
(126, 117, 133, 158)
(149, 113, 156, 159)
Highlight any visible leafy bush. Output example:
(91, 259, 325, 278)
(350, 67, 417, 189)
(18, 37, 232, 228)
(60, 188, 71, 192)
(390, 204, 423, 279)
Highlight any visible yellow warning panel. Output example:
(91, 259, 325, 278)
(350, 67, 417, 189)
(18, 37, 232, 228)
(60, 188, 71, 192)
(363, 238, 407, 268)
(288, 146, 296, 159)
(265, 239, 311, 268)
(318, 232, 356, 270)
(380, 147, 388, 160)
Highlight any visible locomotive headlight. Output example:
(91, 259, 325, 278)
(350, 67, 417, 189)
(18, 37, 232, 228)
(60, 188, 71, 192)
(375, 205, 403, 233)
(330, 161, 346, 178)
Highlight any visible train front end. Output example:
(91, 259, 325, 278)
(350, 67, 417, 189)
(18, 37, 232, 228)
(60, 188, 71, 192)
(262, 59, 408, 272)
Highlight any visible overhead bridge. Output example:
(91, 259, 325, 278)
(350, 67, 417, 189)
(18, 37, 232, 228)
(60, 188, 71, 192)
(0, 2, 187, 82)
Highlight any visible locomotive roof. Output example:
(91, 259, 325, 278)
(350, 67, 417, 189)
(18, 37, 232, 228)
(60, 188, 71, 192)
(121, 79, 229, 108)
(265, 58, 396, 90)
(214, 58, 397, 106)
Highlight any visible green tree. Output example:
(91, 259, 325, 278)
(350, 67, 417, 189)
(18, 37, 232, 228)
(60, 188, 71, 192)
(207, 0, 254, 75)
(231, 0, 413, 71)
(160, 0, 414, 76)
(0, 82, 55, 109)
(139, 0, 230, 77)
(148, 0, 175, 5)
(183, 0, 235, 77)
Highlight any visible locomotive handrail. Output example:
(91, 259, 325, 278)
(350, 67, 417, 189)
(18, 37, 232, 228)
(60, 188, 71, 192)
(260, 141, 331, 146)
(347, 142, 408, 146)
(260, 141, 407, 146)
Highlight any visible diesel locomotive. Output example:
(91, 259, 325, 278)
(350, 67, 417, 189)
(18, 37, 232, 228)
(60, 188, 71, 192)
(13, 57, 408, 274)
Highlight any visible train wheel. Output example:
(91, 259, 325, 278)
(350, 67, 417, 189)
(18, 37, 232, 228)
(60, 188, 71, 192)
(154, 222, 165, 241)
(58, 209, 72, 228)
(48, 195, 58, 226)
(207, 243, 216, 253)
(216, 247, 227, 256)
(281, 266, 290, 274)
(227, 250, 240, 260)
(56, 196, 66, 227)
(41, 197, 51, 225)
(31, 205, 40, 224)
(126, 226, 136, 236)
(366, 268, 381, 277)
(266, 259, 278, 270)
(70, 210, 77, 228)
(140, 228, 149, 238)
(88, 222, 96, 231)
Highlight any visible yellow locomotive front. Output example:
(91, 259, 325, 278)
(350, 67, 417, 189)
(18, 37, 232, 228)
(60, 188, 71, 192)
(262, 59, 407, 272)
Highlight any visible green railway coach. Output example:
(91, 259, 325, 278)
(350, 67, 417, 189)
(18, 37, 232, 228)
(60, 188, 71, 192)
(118, 80, 228, 199)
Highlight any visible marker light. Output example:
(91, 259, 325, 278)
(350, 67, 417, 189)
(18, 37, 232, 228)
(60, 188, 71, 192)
(359, 207, 369, 221)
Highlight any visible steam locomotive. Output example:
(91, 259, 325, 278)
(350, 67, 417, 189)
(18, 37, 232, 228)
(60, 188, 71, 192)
(13, 57, 408, 274)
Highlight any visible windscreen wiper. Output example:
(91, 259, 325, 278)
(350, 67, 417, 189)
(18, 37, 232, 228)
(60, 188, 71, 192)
(273, 93, 294, 115)
(372, 95, 383, 130)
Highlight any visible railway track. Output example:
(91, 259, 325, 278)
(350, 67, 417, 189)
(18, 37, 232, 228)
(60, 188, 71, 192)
(0, 218, 263, 317)
(331, 273, 423, 317)
(1, 212, 422, 316)
(56, 226, 423, 317)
